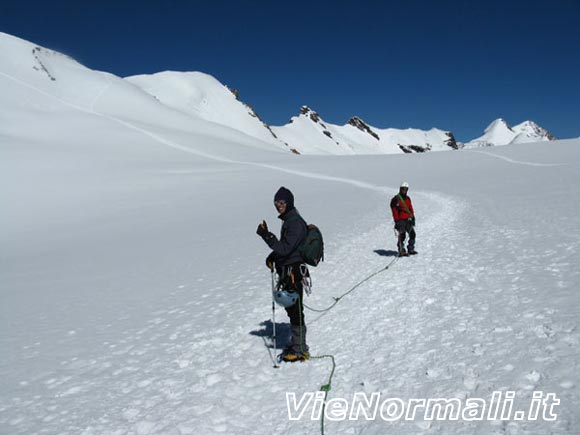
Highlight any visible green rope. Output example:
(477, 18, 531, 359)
(304, 256, 399, 313)
(299, 289, 336, 435)
(304, 258, 398, 434)
(270, 288, 333, 434)
(273, 259, 399, 435)
(298, 292, 305, 355)
(309, 354, 336, 435)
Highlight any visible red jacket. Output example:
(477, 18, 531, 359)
(390, 194, 414, 221)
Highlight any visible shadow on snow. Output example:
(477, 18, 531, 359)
(374, 249, 398, 257)
(250, 320, 290, 350)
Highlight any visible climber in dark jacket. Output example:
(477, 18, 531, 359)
(257, 186, 309, 362)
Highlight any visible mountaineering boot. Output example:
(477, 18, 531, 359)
(279, 324, 309, 362)
(408, 249, 418, 255)
(281, 350, 310, 362)
(277, 343, 294, 358)
(289, 324, 308, 352)
(399, 249, 408, 257)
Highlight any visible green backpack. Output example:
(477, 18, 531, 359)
(298, 224, 324, 267)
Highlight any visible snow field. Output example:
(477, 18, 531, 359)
(1, 30, 578, 434)
(3, 143, 580, 434)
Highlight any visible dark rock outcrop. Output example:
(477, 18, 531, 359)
(444, 132, 459, 150)
(300, 106, 327, 127)
(226, 86, 239, 100)
(32, 47, 56, 81)
(347, 116, 380, 141)
(399, 144, 429, 153)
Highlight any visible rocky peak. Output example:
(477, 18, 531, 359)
(347, 116, 380, 141)
(445, 132, 459, 150)
(514, 121, 556, 140)
(226, 86, 239, 100)
(299, 106, 325, 126)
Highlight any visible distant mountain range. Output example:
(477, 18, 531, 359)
(0, 32, 558, 156)
(127, 70, 557, 154)
(462, 118, 556, 148)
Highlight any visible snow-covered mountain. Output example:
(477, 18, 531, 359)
(123, 72, 458, 155)
(125, 71, 283, 148)
(511, 120, 557, 144)
(0, 31, 455, 157)
(464, 118, 556, 148)
(0, 32, 288, 162)
(0, 30, 559, 161)
(271, 106, 458, 155)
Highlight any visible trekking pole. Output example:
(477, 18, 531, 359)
(271, 269, 279, 369)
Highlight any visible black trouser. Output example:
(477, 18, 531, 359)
(395, 219, 416, 252)
(279, 263, 305, 326)
(278, 263, 309, 353)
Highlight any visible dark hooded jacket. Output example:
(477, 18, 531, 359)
(262, 207, 308, 266)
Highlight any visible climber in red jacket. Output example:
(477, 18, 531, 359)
(390, 182, 417, 257)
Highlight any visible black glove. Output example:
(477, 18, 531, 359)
(265, 252, 276, 271)
(410, 217, 415, 226)
(256, 220, 269, 237)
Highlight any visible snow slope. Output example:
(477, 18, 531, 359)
(0, 32, 285, 161)
(1, 31, 579, 435)
(2, 92, 579, 435)
(126, 71, 285, 150)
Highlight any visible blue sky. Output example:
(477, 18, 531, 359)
(1, 0, 579, 141)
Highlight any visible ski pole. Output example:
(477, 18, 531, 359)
(271, 269, 279, 369)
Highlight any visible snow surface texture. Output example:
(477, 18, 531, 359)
(1, 31, 579, 435)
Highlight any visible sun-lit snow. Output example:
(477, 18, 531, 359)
(126, 71, 286, 150)
(1, 32, 578, 435)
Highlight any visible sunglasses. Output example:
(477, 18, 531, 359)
(274, 200, 287, 206)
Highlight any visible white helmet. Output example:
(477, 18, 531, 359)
(273, 289, 298, 308)
(400, 182, 409, 188)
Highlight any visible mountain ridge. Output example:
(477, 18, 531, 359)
(0, 31, 558, 156)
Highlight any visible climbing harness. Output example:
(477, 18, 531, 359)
(299, 264, 312, 296)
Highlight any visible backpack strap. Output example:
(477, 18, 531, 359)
(285, 214, 309, 240)
(397, 194, 414, 218)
